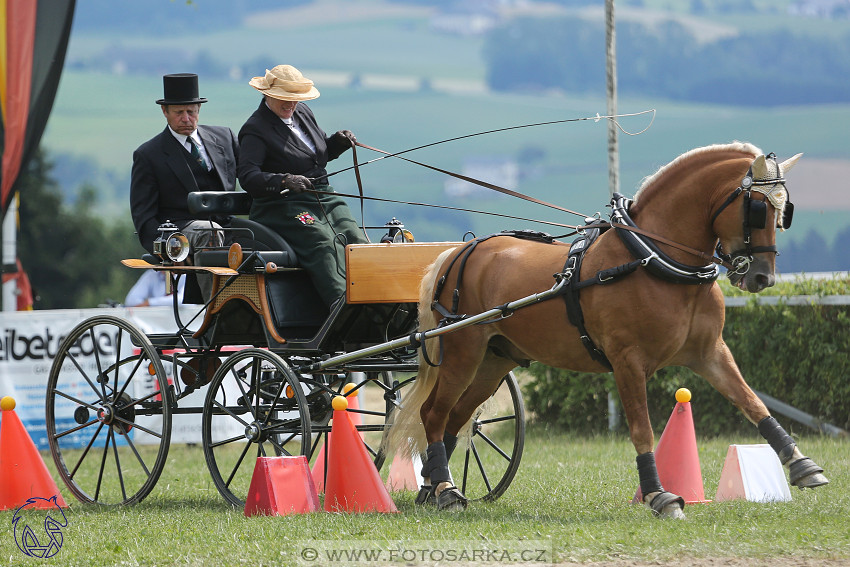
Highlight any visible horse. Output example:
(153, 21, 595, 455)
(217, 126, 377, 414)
(386, 142, 829, 518)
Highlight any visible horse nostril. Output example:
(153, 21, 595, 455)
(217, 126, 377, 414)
(752, 273, 773, 291)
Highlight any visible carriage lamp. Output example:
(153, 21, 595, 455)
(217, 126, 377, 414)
(381, 217, 414, 243)
(152, 221, 191, 264)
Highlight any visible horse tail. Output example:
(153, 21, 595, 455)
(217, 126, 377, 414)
(383, 246, 457, 460)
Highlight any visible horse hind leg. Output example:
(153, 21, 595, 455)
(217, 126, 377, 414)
(418, 351, 514, 511)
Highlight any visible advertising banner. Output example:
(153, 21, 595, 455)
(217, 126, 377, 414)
(0, 305, 215, 450)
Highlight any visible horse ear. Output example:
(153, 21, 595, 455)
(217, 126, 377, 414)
(750, 154, 768, 179)
(779, 153, 803, 175)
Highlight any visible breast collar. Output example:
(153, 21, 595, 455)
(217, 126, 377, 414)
(610, 193, 720, 285)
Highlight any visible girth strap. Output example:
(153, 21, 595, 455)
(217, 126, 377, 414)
(558, 225, 639, 371)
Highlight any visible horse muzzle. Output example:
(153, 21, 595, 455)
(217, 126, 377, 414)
(727, 254, 775, 292)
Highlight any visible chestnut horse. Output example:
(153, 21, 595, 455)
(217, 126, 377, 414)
(387, 142, 828, 518)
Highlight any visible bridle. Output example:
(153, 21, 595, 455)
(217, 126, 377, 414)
(710, 153, 794, 276)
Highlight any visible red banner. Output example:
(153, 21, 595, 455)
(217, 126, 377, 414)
(0, 0, 76, 216)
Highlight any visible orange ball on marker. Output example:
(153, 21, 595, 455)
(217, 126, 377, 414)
(1, 396, 16, 411)
(331, 395, 348, 411)
(675, 388, 692, 403)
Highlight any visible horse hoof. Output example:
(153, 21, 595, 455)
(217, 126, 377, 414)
(648, 491, 685, 520)
(436, 485, 468, 511)
(789, 457, 829, 488)
(414, 485, 436, 506)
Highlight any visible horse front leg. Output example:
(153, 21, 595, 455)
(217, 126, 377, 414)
(612, 355, 686, 519)
(692, 340, 829, 489)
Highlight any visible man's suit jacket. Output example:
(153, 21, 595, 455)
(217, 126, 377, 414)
(237, 100, 350, 201)
(131, 124, 238, 253)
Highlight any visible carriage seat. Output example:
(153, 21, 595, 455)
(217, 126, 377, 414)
(186, 191, 299, 269)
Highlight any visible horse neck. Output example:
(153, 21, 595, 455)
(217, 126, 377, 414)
(629, 156, 749, 264)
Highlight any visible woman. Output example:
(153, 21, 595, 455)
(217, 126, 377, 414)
(237, 64, 367, 308)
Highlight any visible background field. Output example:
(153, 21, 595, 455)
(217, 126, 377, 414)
(42, 0, 850, 252)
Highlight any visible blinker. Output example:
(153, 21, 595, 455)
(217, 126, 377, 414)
(780, 201, 794, 229)
(746, 196, 767, 230)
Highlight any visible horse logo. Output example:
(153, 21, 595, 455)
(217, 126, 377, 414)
(11, 495, 68, 558)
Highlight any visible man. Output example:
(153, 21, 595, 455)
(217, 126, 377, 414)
(130, 73, 238, 257)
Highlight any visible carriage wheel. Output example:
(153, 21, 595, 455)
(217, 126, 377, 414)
(45, 315, 172, 505)
(201, 348, 311, 507)
(454, 372, 525, 502)
(306, 371, 409, 481)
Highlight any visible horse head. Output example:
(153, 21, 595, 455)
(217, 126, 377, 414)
(714, 152, 801, 292)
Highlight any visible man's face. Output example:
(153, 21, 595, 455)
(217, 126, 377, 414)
(162, 104, 200, 135)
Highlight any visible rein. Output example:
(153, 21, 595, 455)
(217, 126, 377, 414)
(310, 133, 787, 276)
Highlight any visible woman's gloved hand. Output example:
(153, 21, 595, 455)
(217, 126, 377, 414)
(333, 130, 357, 145)
(281, 173, 314, 194)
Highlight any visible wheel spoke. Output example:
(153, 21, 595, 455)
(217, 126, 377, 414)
(118, 428, 152, 477)
(112, 416, 162, 440)
(53, 418, 99, 440)
(110, 428, 128, 502)
(472, 429, 512, 462)
(210, 399, 251, 428)
(208, 434, 245, 449)
(478, 414, 516, 426)
(470, 440, 493, 493)
(52, 389, 100, 411)
(69, 421, 106, 479)
(224, 442, 253, 489)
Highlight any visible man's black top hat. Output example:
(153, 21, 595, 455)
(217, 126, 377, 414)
(156, 73, 208, 105)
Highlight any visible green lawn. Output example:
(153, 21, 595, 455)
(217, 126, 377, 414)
(2, 428, 847, 566)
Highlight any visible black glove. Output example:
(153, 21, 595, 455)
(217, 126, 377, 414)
(333, 130, 357, 146)
(281, 173, 313, 194)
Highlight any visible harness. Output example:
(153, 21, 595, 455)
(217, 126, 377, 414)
(611, 194, 721, 284)
(428, 157, 794, 369)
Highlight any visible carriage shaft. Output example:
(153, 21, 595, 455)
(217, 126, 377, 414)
(299, 279, 566, 374)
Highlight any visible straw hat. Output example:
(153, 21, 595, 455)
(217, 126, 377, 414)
(249, 65, 320, 101)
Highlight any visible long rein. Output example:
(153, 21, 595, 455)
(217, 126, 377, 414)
(304, 136, 735, 272)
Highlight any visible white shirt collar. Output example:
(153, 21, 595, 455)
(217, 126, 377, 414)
(168, 126, 200, 147)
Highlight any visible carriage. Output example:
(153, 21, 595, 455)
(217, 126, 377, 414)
(44, 190, 526, 507)
(45, 143, 829, 518)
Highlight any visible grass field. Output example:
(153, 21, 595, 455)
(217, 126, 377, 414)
(2, 426, 847, 566)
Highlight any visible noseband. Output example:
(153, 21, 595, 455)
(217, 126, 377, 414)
(710, 153, 794, 276)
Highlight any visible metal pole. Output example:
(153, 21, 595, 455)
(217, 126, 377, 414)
(605, 0, 621, 431)
(605, 0, 619, 198)
(2, 197, 18, 311)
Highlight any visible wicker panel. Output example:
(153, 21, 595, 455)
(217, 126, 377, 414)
(210, 275, 261, 313)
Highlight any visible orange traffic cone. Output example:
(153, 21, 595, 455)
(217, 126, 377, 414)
(312, 384, 363, 493)
(244, 456, 319, 517)
(634, 388, 709, 504)
(0, 397, 67, 510)
(323, 396, 397, 513)
(385, 448, 423, 492)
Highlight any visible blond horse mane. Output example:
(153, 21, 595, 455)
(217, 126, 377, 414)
(633, 141, 762, 201)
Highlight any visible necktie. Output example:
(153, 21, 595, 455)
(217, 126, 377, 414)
(188, 137, 210, 171)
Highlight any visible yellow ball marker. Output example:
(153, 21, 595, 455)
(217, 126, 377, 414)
(331, 395, 349, 411)
(1, 396, 16, 411)
(675, 388, 692, 403)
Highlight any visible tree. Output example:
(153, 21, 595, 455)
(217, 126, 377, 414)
(16, 148, 139, 309)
